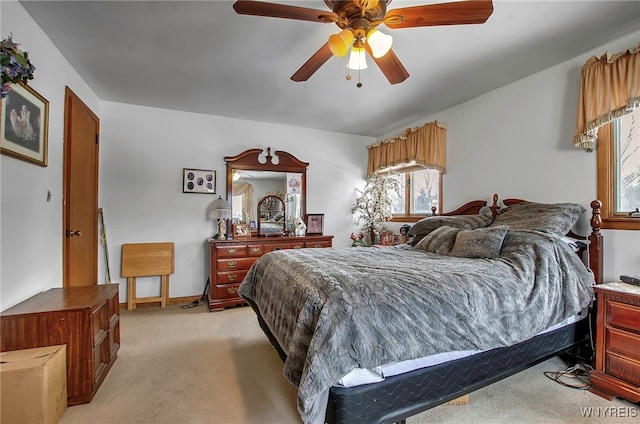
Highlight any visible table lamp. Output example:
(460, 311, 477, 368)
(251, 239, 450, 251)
(208, 196, 231, 239)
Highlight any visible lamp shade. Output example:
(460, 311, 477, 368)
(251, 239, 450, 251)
(328, 29, 354, 57)
(208, 196, 231, 220)
(347, 46, 367, 70)
(367, 29, 393, 58)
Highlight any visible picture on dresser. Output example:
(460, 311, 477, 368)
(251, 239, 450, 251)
(305, 213, 324, 235)
(233, 223, 251, 238)
(183, 168, 215, 194)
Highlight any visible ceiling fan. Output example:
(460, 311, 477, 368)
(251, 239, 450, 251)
(233, 0, 494, 86)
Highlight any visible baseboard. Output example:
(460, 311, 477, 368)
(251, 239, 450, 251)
(119, 295, 201, 309)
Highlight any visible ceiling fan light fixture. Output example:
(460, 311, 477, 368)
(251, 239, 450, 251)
(328, 29, 354, 57)
(366, 29, 393, 58)
(347, 46, 367, 70)
(354, 0, 380, 11)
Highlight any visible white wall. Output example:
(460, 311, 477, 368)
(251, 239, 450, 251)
(1, 1, 101, 310)
(99, 102, 371, 302)
(381, 30, 640, 283)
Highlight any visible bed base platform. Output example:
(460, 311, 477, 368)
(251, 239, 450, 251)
(325, 318, 590, 424)
(247, 296, 589, 424)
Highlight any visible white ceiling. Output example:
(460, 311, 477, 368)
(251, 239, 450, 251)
(20, 0, 640, 138)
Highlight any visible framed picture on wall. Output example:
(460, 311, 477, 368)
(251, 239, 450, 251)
(305, 213, 324, 235)
(0, 83, 49, 167)
(183, 168, 215, 194)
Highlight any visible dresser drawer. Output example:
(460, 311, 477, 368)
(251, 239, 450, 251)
(248, 245, 264, 256)
(608, 300, 640, 333)
(217, 270, 248, 284)
(91, 303, 108, 346)
(606, 352, 640, 386)
(305, 240, 332, 248)
(215, 283, 243, 299)
(217, 257, 257, 271)
(264, 243, 291, 252)
(608, 328, 640, 360)
(216, 245, 247, 258)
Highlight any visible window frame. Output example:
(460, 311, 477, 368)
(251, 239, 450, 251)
(596, 117, 640, 230)
(391, 170, 443, 223)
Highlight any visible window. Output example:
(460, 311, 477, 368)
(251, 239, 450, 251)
(390, 168, 442, 222)
(597, 107, 640, 230)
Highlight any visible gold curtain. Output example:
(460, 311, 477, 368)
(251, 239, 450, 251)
(367, 120, 446, 176)
(573, 44, 640, 151)
(232, 182, 254, 222)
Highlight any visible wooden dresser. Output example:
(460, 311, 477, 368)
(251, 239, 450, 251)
(208, 235, 333, 311)
(0, 284, 120, 405)
(590, 282, 640, 403)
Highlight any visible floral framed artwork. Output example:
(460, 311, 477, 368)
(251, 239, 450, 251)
(305, 213, 324, 235)
(0, 83, 49, 167)
(183, 168, 215, 194)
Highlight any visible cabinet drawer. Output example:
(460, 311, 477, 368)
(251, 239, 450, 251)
(217, 270, 248, 284)
(305, 240, 332, 248)
(248, 245, 263, 256)
(606, 352, 640, 386)
(608, 300, 640, 334)
(290, 241, 305, 249)
(216, 245, 247, 258)
(265, 243, 290, 252)
(92, 303, 108, 346)
(215, 283, 243, 299)
(608, 328, 640, 361)
(217, 257, 256, 271)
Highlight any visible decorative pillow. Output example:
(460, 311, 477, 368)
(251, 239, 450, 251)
(414, 226, 463, 256)
(448, 225, 509, 259)
(407, 214, 493, 246)
(490, 202, 584, 236)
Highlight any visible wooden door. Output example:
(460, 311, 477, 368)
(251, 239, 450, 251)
(63, 87, 100, 287)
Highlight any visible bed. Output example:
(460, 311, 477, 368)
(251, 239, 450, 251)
(238, 194, 604, 424)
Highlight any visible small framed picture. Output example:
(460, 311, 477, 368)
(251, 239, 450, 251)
(393, 234, 408, 245)
(305, 213, 324, 235)
(1, 83, 49, 167)
(380, 231, 394, 246)
(183, 168, 215, 194)
(233, 223, 251, 238)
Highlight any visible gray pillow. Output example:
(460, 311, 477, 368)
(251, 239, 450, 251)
(448, 226, 509, 259)
(414, 226, 463, 255)
(490, 202, 584, 236)
(408, 214, 493, 245)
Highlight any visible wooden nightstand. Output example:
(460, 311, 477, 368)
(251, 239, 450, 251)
(590, 282, 640, 403)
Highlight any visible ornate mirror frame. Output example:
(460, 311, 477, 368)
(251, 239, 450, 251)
(225, 148, 308, 237)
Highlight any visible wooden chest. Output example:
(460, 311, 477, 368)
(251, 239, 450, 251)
(0, 285, 120, 405)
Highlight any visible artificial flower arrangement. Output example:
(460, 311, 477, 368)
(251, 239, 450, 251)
(1, 35, 36, 98)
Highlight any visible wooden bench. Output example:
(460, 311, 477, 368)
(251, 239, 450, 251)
(121, 242, 174, 310)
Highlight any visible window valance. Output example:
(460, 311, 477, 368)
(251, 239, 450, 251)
(367, 120, 446, 176)
(573, 43, 640, 151)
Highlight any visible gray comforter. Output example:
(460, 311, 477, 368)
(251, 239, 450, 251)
(238, 230, 594, 423)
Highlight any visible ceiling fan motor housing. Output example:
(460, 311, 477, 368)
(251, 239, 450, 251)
(325, 0, 390, 34)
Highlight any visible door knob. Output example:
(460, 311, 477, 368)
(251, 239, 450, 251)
(67, 229, 82, 237)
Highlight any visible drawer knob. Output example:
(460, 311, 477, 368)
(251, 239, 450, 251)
(228, 273, 238, 281)
(227, 248, 237, 254)
(227, 287, 237, 295)
(228, 261, 237, 268)
(251, 247, 261, 253)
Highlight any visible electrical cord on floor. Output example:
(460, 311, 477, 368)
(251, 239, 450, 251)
(543, 363, 593, 390)
(181, 278, 210, 309)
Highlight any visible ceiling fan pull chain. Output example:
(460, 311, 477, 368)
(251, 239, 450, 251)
(357, 68, 363, 88)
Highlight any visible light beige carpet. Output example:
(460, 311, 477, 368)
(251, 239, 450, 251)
(59, 304, 636, 424)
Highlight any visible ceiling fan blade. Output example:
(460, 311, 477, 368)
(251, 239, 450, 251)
(365, 46, 409, 84)
(385, 0, 493, 29)
(233, 1, 337, 23)
(291, 43, 333, 82)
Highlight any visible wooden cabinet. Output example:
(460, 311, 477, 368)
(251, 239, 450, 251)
(208, 235, 333, 311)
(0, 285, 120, 405)
(590, 282, 640, 403)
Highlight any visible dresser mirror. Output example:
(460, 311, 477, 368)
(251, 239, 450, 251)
(225, 148, 307, 237)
